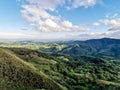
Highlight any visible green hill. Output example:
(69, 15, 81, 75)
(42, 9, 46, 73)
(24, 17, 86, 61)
(0, 48, 66, 90)
(0, 47, 120, 90)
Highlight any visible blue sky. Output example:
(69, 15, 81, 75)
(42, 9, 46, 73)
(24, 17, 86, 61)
(0, 0, 120, 40)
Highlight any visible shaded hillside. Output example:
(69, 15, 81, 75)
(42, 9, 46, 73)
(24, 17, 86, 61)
(0, 48, 66, 90)
(37, 38, 120, 59)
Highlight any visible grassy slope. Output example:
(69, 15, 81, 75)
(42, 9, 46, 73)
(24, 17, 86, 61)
(0, 48, 67, 90)
(7, 48, 120, 90)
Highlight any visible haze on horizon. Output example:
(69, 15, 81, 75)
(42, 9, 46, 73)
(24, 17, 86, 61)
(0, 0, 120, 40)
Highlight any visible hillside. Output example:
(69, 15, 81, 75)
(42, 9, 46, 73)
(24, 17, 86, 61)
(0, 47, 119, 90)
(0, 48, 66, 90)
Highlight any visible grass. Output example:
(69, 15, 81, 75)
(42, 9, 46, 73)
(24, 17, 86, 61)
(0, 48, 67, 90)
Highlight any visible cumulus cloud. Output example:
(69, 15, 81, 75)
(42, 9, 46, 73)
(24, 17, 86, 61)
(20, 0, 100, 32)
(100, 18, 120, 31)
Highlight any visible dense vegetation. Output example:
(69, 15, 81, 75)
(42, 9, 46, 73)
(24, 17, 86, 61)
(0, 38, 120, 90)
(0, 48, 66, 90)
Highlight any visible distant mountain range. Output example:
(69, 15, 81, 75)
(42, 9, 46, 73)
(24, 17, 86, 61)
(0, 38, 120, 59)
(38, 38, 120, 59)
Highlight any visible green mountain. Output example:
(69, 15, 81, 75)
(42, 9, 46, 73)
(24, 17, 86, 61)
(38, 38, 120, 59)
(0, 48, 67, 90)
(1, 38, 120, 59)
(0, 47, 120, 90)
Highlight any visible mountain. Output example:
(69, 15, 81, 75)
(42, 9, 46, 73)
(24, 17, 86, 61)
(38, 38, 120, 59)
(0, 47, 120, 90)
(1, 38, 120, 59)
(0, 48, 66, 90)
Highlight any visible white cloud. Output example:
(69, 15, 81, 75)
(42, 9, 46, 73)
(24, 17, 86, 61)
(25, 0, 65, 11)
(66, 31, 120, 40)
(100, 18, 120, 31)
(44, 19, 58, 28)
(72, 0, 97, 8)
(93, 22, 100, 26)
(65, 0, 101, 9)
(20, 0, 100, 32)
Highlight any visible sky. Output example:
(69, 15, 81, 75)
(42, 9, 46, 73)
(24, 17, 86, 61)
(0, 0, 120, 40)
